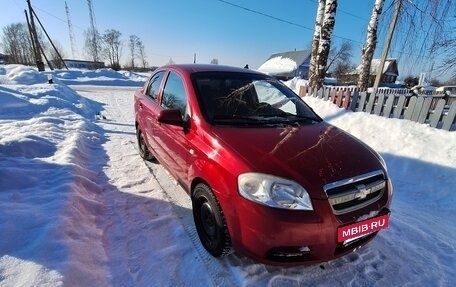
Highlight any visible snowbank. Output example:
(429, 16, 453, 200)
(0, 65, 109, 285)
(0, 65, 48, 85)
(51, 68, 148, 86)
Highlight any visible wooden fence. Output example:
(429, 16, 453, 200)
(299, 86, 456, 131)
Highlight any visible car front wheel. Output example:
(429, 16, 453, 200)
(192, 183, 232, 257)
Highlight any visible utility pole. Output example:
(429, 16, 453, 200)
(32, 8, 68, 70)
(27, 0, 45, 71)
(24, 10, 37, 62)
(87, 0, 99, 62)
(65, 1, 78, 59)
(373, 0, 401, 89)
(26, 9, 53, 70)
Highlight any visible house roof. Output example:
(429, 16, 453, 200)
(62, 59, 104, 65)
(354, 58, 398, 76)
(258, 50, 310, 75)
(267, 50, 310, 65)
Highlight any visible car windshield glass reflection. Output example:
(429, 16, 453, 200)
(194, 73, 321, 126)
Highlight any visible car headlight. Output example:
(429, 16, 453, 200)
(238, 173, 313, 210)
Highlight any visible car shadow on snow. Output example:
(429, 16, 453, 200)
(101, 128, 136, 136)
(97, 120, 135, 128)
(94, 117, 136, 136)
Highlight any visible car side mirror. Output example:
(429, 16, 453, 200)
(157, 109, 187, 127)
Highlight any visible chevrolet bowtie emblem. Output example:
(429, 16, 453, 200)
(354, 184, 370, 200)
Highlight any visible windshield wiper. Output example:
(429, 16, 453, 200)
(291, 115, 321, 122)
(213, 116, 264, 125)
(213, 115, 320, 126)
(261, 114, 320, 124)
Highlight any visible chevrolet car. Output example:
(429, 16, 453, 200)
(134, 64, 392, 265)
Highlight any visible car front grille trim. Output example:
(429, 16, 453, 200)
(323, 170, 386, 215)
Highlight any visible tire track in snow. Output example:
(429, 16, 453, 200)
(144, 161, 240, 287)
(74, 86, 185, 285)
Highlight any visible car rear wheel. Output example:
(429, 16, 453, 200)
(192, 183, 232, 257)
(136, 127, 154, 161)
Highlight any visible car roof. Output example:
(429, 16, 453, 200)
(159, 64, 266, 76)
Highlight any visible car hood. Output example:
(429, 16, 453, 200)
(211, 122, 384, 199)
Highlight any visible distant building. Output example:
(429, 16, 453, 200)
(258, 50, 311, 80)
(63, 59, 105, 70)
(348, 58, 399, 87)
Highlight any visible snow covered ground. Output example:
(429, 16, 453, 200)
(0, 65, 455, 286)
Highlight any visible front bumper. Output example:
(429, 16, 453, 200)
(229, 195, 391, 266)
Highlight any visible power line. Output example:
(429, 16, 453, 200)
(308, 0, 371, 23)
(215, 0, 314, 31)
(215, 0, 364, 45)
(214, 0, 450, 62)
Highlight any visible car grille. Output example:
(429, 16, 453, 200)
(323, 170, 386, 215)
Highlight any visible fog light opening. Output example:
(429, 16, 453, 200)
(267, 246, 311, 262)
(299, 246, 310, 252)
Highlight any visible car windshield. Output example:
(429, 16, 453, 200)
(193, 72, 322, 126)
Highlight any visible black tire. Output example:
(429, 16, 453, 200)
(136, 127, 154, 161)
(192, 183, 232, 257)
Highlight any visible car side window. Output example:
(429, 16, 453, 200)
(147, 71, 165, 100)
(161, 72, 187, 116)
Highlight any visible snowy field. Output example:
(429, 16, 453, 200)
(0, 64, 455, 287)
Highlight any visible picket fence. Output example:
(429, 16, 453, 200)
(298, 86, 456, 131)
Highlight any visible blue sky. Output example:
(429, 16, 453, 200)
(1, 0, 454, 79)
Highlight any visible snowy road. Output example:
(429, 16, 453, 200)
(72, 85, 242, 286)
(71, 85, 455, 287)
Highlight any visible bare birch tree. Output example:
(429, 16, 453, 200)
(357, 0, 385, 90)
(102, 29, 122, 70)
(136, 39, 148, 69)
(308, 0, 325, 86)
(364, 0, 456, 84)
(84, 28, 102, 63)
(128, 35, 140, 69)
(1, 23, 35, 64)
(314, 0, 338, 90)
(433, 38, 456, 77)
(401, 0, 456, 79)
(326, 40, 353, 73)
(49, 41, 65, 69)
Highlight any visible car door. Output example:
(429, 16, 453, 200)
(154, 71, 190, 185)
(140, 70, 166, 155)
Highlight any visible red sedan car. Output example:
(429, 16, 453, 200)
(134, 64, 392, 265)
